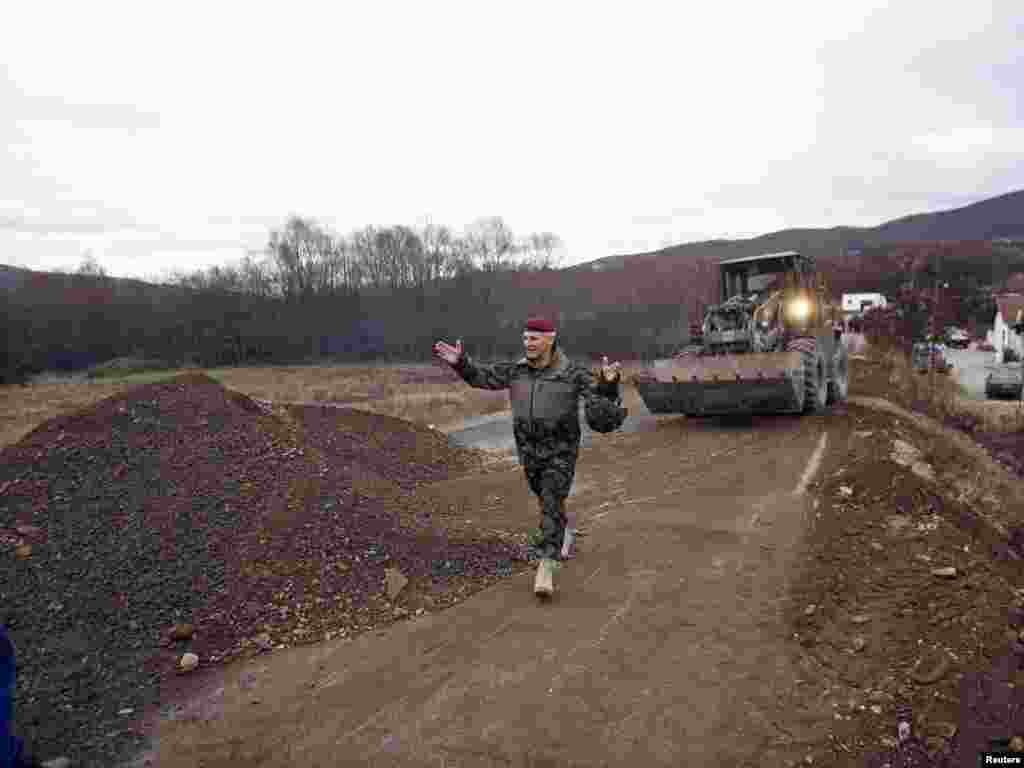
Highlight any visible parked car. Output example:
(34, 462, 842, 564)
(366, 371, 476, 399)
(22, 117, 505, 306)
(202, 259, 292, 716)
(912, 342, 952, 373)
(986, 363, 1023, 399)
(944, 327, 970, 349)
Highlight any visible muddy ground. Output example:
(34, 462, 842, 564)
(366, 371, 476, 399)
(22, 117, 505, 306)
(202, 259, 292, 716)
(6, 352, 1024, 766)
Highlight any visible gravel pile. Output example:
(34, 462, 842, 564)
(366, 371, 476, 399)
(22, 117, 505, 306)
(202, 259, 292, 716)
(1, 373, 525, 767)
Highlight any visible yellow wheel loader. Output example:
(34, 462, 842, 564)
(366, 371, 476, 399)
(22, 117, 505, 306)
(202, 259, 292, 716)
(634, 251, 848, 416)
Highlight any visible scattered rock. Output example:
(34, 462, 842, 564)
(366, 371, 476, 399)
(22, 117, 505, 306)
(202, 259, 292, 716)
(910, 651, 951, 684)
(852, 636, 867, 653)
(870, 542, 884, 551)
(931, 567, 958, 578)
(804, 604, 817, 616)
(179, 653, 199, 673)
(886, 515, 911, 535)
(838, 485, 853, 497)
(384, 567, 409, 600)
(870, 705, 882, 714)
(890, 439, 936, 480)
(851, 614, 872, 624)
(253, 633, 273, 652)
(891, 439, 921, 465)
(910, 462, 935, 481)
(169, 623, 194, 641)
(118, 708, 134, 716)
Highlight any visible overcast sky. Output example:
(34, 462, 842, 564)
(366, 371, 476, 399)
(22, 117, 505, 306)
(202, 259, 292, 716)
(3, 0, 1022, 280)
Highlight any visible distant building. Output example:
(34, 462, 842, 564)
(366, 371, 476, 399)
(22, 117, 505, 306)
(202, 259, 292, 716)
(841, 293, 887, 318)
(988, 294, 1024, 361)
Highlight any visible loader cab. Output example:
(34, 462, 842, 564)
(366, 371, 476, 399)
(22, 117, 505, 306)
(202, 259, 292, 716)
(717, 250, 822, 331)
(718, 251, 803, 303)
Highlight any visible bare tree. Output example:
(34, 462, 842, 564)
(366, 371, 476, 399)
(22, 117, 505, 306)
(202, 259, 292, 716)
(76, 250, 109, 279)
(465, 216, 517, 272)
(267, 216, 338, 300)
(522, 232, 563, 270)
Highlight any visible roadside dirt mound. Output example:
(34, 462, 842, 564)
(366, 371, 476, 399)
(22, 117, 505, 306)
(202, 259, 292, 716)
(776, 367, 1024, 766)
(0, 373, 526, 768)
(850, 348, 1024, 490)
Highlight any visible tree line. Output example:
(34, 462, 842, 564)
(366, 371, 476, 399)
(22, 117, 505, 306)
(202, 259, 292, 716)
(2, 217, 1023, 385)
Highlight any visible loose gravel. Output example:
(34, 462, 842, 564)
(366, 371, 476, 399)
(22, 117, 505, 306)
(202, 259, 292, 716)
(1, 373, 527, 767)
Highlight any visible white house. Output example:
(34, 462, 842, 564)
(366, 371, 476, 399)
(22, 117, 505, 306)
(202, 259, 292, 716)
(841, 293, 887, 317)
(987, 294, 1024, 362)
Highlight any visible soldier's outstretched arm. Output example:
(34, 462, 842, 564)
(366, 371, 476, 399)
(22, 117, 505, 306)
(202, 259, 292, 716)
(433, 338, 515, 390)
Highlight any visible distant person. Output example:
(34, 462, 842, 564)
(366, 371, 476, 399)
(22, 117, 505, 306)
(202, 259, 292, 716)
(433, 317, 626, 597)
(2, 623, 62, 768)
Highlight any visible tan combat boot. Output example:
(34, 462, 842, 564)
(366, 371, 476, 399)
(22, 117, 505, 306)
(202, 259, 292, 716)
(534, 558, 555, 597)
(560, 528, 576, 559)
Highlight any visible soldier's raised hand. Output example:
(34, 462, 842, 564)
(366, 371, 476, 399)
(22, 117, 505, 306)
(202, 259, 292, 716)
(433, 339, 464, 366)
(600, 355, 622, 383)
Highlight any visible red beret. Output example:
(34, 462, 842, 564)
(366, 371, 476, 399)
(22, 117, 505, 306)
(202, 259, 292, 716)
(525, 316, 556, 333)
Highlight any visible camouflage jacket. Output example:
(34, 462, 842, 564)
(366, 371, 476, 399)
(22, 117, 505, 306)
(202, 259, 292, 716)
(453, 350, 621, 472)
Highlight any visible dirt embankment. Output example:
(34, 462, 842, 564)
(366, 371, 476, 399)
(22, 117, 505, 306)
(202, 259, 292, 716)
(770, 354, 1024, 767)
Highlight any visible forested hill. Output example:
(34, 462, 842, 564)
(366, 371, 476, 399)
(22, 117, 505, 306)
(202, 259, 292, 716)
(571, 189, 1024, 272)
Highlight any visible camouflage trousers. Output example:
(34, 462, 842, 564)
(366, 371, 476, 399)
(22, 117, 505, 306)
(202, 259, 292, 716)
(524, 462, 574, 561)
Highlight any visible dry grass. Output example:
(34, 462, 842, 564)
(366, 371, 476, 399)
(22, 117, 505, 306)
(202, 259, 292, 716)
(0, 357, 656, 452)
(0, 369, 192, 450)
(204, 363, 509, 429)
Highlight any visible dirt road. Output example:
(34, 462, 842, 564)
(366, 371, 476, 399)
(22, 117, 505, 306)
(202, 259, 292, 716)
(151, 409, 838, 767)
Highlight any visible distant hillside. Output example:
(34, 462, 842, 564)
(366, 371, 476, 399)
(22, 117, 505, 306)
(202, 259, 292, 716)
(572, 188, 1024, 272)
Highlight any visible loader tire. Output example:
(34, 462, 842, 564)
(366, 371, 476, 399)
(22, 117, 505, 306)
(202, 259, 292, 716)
(827, 343, 849, 405)
(786, 337, 827, 414)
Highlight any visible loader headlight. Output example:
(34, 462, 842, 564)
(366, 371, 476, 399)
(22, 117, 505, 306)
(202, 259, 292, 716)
(787, 297, 811, 322)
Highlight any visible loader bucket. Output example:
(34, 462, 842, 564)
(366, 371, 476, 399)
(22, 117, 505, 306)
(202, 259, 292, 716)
(634, 352, 806, 416)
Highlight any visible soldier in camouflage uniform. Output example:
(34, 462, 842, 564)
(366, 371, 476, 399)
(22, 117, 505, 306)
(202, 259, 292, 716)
(433, 316, 626, 597)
